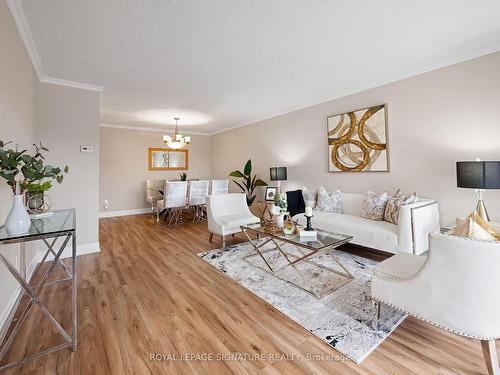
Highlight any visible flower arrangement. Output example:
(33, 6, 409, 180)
(272, 192, 287, 215)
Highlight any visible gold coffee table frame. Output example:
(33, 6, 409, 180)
(241, 223, 354, 299)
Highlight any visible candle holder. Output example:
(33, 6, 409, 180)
(304, 214, 314, 231)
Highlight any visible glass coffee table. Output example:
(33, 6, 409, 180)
(240, 223, 354, 299)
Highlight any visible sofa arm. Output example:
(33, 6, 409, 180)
(398, 200, 440, 254)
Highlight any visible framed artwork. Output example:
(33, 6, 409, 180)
(148, 148, 188, 171)
(327, 104, 389, 172)
(265, 187, 278, 202)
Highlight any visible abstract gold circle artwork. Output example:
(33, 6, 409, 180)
(327, 104, 389, 172)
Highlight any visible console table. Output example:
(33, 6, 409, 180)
(0, 209, 77, 371)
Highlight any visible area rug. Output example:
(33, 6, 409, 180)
(198, 240, 406, 363)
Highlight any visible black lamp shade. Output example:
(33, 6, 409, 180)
(456, 161, 500, 189)
(270, 166, 287, 181)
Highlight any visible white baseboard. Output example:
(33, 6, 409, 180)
(99, 208, 151, 218)
(0, 259, 37, 347)
(33, 241, 101, 262)
(0, 241, 100, 345)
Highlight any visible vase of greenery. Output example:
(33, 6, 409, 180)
(272, 192, 287, 228)
(229, 159, 267, 206)
(179, 172, 187, 181)
(25, 181, 52, 213)
(0, 141, 68, 235)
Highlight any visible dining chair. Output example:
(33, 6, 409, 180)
(157, 181, 188, 225)
(210, 179, 229, 195)
(188, 180, 210, 222)
(146, 179, 164, 215)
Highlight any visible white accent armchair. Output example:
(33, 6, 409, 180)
(371, 232, 500, 374)
(206, 193, 260, 248)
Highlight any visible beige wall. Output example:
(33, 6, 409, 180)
(36, 83, 101, 246)
(100, 127, 211, 212)
(0, 0, 38, 336)
(211, 52, 500, 224)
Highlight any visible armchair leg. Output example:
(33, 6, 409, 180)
(222, 235, 226, 249)
(481, 340, 499, 375)
(209, 233, 214, 242)
(372, 300, 381, 331)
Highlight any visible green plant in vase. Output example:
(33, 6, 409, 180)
(179, 172, 187, 181)
(229, 159, 267, 206)
(25, 180, 52, 213)
(0, 141, 68, 234)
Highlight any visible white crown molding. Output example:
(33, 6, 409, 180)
(7, 0, 104, 93)
(40, 76, 104, 92)
(6, 0, 44, 78)
(100, 123, 210, 136)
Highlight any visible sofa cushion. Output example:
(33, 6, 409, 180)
(374, 253, 426, 279)
(361, 191, 388, 221)
(316, 187, 342, 213)
(295, 210, 399, 253)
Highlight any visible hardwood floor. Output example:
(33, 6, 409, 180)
(1, 214, 498, 374)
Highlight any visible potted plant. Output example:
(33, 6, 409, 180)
(25, 180, 52, 213)
(179, 172, 187, 181)
(229, 159, 267, 206)
(0, 141, 68, 234)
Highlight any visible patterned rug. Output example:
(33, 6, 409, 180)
(198, 239, 406, 363)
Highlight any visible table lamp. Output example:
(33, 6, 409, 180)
(456, 160, 500, 222)
(270, 166, 287, 193)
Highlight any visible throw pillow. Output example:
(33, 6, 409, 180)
(316, 187, 342, 213)
(383, 190, 418, 225)
(301, 186, 316, 208)
(450, 212, 500, 240)
(361, 191, 388, 221)
(449, 217, 496, 241)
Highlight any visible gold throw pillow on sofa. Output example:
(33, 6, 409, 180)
(449, 212, 500, 241)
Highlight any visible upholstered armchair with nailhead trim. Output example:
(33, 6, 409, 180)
(371, 231, 500, 375)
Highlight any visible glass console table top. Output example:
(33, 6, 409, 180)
(0, 209, 76, 243)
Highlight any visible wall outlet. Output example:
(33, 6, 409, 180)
(80, 145, 93, 153)
(103, 200, 110, 209)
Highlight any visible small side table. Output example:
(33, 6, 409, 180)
(0, 209, 77, 371)
(256, 201, 274, 222)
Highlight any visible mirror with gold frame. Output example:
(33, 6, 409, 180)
(148, 148, 188, 171)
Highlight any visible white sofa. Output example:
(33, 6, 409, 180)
(294, 192, 439, 254)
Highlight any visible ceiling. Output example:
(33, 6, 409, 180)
(14, 0, 500, 134)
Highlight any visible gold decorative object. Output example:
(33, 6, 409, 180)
(327, 104, 389, 172)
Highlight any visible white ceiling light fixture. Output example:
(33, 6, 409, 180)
(163, 117, 191, 149)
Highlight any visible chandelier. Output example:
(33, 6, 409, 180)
(162, 117, 191, 149)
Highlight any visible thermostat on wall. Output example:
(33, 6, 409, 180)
(80, 145, 93, 153)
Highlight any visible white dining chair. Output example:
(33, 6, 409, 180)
(157, 181, 188, 225)
(146, 179, 164, 215)
(188, 180, 210, 222)
(210, 179, 229, 195)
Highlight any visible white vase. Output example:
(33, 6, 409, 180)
(276, 213, 285, 229)
(5, 194, 31, 235)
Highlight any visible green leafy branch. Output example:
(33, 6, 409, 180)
(0, 140, 69, 194)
